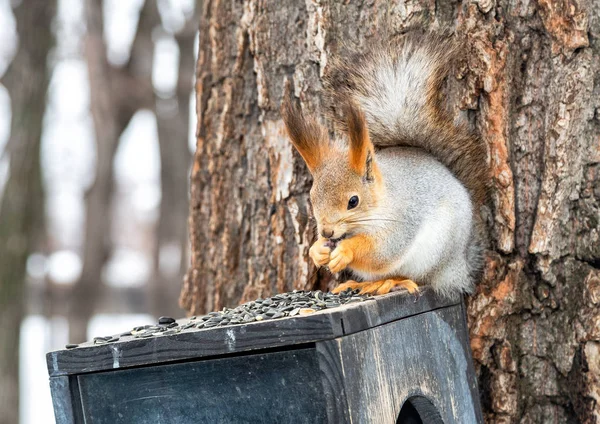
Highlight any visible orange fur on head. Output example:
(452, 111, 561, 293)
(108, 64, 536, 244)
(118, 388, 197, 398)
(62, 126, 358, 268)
(345, 102, 374, 180)
(281, 96, 329, 174)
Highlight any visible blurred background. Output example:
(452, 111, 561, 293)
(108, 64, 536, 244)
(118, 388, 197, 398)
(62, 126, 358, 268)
(0, 0, 198, 422)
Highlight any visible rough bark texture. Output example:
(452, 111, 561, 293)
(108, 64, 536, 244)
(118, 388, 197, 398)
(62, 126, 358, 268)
(0, 2, 55, 422)
(182, 1, 600, 422)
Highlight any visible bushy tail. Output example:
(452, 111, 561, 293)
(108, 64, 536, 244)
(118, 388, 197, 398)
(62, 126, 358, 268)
(323, 31, 489, 206)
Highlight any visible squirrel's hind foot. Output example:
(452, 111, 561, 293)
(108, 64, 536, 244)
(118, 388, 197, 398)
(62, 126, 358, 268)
(331, 280, 364, 294)
(332, 279, 419, 296)
(376, 279, 419, 295)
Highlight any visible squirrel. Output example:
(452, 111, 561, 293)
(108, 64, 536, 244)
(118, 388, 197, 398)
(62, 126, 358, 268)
(281, 31, 489, 299)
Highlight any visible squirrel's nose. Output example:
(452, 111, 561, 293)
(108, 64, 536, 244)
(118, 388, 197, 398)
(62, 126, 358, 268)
(321, 228, 334, 239)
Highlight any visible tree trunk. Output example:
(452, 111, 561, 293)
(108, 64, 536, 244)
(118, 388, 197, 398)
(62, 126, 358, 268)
(182, 1, 600, 422)
(0, 2, 55, 423)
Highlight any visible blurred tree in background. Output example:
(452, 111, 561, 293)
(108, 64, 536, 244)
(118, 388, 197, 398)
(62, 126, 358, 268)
(0, 3, 56, 424)
(0, 0, 196, 422)
(68, 0, 196, 344)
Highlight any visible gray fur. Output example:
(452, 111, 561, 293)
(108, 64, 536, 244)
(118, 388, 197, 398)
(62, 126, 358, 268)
(324, 31, 489, 206)
(348, 148, 481, 297)
(324, 32, 453, 145)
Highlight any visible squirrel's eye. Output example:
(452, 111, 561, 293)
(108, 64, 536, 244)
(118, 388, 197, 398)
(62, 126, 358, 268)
(347, 195, 359, 210)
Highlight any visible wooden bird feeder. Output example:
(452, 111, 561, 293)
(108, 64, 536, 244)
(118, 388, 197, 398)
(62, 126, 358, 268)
(47, 288, 483, 423)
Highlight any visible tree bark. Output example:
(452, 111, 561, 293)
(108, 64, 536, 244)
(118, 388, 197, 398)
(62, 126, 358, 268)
(182, 1, 600, 422)
(0, 2, 55, 423)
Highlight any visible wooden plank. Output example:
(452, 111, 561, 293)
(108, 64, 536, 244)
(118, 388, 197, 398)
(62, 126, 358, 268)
(47, 288, 455, 377)
(321, 304, 484, 424)
(459, 300, 485, 418)
(47, 312, 342, 378)
(49, 376, 84, 424)
(333, 288, 457, 335)
(315, 340, 350, 423)
(76, 347, 328, 424)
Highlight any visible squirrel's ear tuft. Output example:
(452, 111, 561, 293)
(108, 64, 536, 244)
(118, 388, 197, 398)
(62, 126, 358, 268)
(281, 95, 329, 174)
(345, 102, 374, 181)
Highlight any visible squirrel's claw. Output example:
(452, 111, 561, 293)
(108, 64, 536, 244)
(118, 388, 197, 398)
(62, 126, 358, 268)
(374, 279, 419, 295)
(331, 279, 419, 296)
(328, 244, 353, 273)
(309, 238, 331, 267)
(331, 280, 361, 294)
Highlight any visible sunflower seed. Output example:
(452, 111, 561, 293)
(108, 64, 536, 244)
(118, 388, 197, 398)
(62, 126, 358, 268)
(158, 316, 176, 325)
(82, 288, 370, 345)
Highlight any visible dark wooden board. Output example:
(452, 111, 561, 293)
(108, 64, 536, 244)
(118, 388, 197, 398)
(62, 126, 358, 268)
(315, 338, 350, 423)
(316, 304, 484, 424)
(49, 376, 83, 424)
(76, 347, 327, 424)
(47, 288, 456, 377)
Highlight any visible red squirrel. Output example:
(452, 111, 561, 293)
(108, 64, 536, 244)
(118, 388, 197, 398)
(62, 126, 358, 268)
(282, 32, 489, 298)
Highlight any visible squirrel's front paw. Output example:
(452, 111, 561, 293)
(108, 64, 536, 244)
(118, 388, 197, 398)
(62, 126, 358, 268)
(309, 238, 331, 267)
(328, 244, 353, 273)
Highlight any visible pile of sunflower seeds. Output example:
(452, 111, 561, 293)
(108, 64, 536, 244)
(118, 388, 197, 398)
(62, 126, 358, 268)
(65, 289, 367, 349)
